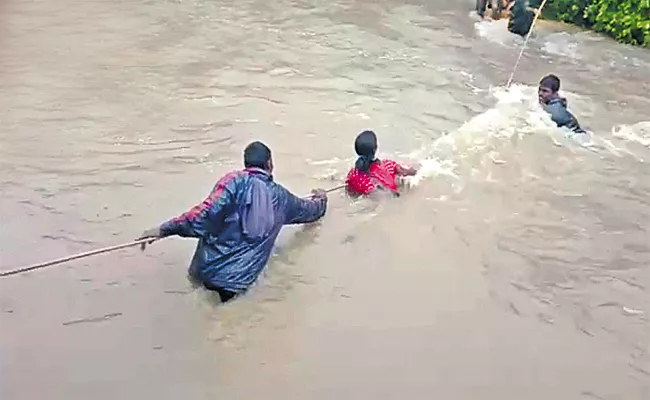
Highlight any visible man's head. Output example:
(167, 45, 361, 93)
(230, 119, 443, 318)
(244, 141, 273, 173)
(538, 74, 560, 104)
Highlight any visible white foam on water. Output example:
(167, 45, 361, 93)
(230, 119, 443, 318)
(406, 158, 458, 187)
(542, 32, 582, 60)
(406, 84, 549, 186)
(311, 86, 635, 191)
(612, 121, 650, 148)
(603, 121, 650, 162)
(307, 157, 353, 166)
(474, 18, 524, 46)
(404, 84, 608, 188)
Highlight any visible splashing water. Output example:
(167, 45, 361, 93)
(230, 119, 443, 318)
(612, 121, 650, 148)
(474, 18, 525, 47)
(405, 84, 590, 187)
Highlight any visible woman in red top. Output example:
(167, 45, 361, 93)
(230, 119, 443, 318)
(345, 130, 417, 197)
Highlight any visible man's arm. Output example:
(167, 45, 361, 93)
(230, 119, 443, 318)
(565, 112, 585, 133)
(140, 173, 239, 240)
(281, 187, 328, 225)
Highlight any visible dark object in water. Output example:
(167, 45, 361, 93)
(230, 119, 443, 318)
(476, 0, 488, 17)
(508, 0, 535, 36)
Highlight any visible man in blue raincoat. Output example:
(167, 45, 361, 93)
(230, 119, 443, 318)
(538, 74, 586, 134)
(139, 141, 328, 302)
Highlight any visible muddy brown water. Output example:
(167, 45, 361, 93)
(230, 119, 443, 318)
(1, 0, 649, 399)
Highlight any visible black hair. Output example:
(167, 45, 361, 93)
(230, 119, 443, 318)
(244, 141, 272, 169)
(354, 130, 378, 172)
(539, 74, 561, 93)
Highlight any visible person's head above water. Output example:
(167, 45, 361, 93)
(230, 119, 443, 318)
(538, 74, 561, 104)
(354, 130, 378, 172)
(244, 141, 273, 173)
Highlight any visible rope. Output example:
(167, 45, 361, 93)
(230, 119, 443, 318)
(1, 184, 347, 278)
(506, 0, 549, 88)
(0, 238, 156, 277)
(321, 184, 346, 194)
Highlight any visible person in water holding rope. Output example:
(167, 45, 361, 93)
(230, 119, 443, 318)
(139, 141, 328, 303)
(345, 130, 418, 197)
(538, 74, 586, 134)
(475, 0, 535, 37)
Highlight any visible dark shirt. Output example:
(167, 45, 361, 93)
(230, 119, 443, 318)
(508, 0, 534, 36)
(543, 96, 586, 134)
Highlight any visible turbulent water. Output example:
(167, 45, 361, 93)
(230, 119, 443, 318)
(1, 0, 649, 399)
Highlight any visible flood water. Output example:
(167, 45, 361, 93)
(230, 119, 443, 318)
(1, 0, 649, 399)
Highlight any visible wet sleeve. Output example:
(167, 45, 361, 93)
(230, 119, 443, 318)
(546, 102, 575, 128)
(345, 169, 360, 193)
(159, 175, 237, 238)
(566, 112, 585, 133)
(391, 160, 417, 177)
(280, 186, 328, 225)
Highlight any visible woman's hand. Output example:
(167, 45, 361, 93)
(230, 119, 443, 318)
(397, 163, 419, 177)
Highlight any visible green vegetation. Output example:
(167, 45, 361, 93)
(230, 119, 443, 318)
(533, 0, 650, 47)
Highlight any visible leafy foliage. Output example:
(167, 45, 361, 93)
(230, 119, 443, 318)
(541, 0, 650, 47)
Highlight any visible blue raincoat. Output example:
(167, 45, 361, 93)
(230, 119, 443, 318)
(159, 168, 327, 292)
(544, 96, 586, 134)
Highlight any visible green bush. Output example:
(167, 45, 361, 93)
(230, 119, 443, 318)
(540, 0, 650, 47)
(540, 0, 592, 26)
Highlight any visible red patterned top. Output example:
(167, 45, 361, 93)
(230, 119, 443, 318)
(346, 159, 401, 195)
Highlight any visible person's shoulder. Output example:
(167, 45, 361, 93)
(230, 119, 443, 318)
(267, 179, 302, 201)
(215, 169, 247, 187)
(221, 169, 248, 179)
(346, 167, 371, 193)
(346, 168, 362, 190)
(548, 96, 568, 108)
(545, 99, 567, 114)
